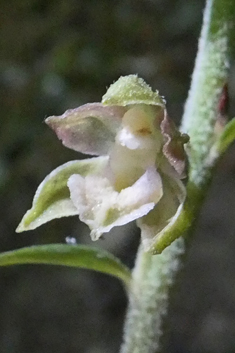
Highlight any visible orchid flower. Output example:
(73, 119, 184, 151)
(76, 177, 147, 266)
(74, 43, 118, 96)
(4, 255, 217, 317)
(17, 75, 188, 252)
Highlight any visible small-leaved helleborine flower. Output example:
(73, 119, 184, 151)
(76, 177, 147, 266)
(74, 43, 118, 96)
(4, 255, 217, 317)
(17, 75, 188, 251)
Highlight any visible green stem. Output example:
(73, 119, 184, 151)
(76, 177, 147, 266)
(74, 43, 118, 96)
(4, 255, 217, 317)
(120, 0, 235, 352)
(152, 0, 235, 254)
(181, 0, 235, 186)
(120, 239, 184, 353)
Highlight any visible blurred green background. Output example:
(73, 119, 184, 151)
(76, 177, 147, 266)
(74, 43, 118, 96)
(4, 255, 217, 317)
(1, 0, 235, 352)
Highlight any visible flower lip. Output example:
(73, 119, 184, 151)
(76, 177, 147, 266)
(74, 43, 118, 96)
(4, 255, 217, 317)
(67, 167, 163, 239)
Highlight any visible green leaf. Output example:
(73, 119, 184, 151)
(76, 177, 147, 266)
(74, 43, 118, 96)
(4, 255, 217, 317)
(0, 244, 131, 286)
(16, 156, 108, 232)
(217, 118, 235, 154)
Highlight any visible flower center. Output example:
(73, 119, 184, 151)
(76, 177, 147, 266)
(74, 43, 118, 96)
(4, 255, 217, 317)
(109, 105, 163, 191)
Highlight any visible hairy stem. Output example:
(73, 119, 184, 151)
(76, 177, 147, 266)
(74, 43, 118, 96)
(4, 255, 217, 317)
(120, 0, 235, 352)
(181, 0, 235, 186)
(153, 0, 235, 253)
(120, 239, 184, 353)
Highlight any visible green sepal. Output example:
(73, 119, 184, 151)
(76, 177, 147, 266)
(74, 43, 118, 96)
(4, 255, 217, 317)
(16, 156, 108, 232)
(0, 244, 131, 286)
(102, 75, 165, 107)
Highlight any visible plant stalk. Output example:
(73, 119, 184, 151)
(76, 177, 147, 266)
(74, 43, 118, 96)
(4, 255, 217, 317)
(120, 239, 184, 353)
(120, 0, 235, 352)
(181, 0, 235, 186)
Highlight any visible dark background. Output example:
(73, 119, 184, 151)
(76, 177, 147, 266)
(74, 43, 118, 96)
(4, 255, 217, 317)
(0, 0, 235, 352)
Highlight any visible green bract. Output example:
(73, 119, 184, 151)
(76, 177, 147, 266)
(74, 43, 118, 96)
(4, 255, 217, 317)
(17, 75, 188, 252)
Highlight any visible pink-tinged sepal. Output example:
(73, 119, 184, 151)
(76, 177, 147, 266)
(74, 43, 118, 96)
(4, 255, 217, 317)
(45, 103, 125, 155)
(160, 112, 189, 178)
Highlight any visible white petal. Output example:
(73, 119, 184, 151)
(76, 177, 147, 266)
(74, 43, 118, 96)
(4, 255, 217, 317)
(68, 168, 163, 239)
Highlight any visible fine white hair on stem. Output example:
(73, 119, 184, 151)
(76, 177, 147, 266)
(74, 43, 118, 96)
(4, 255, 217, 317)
(121, 238, 184, 353)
